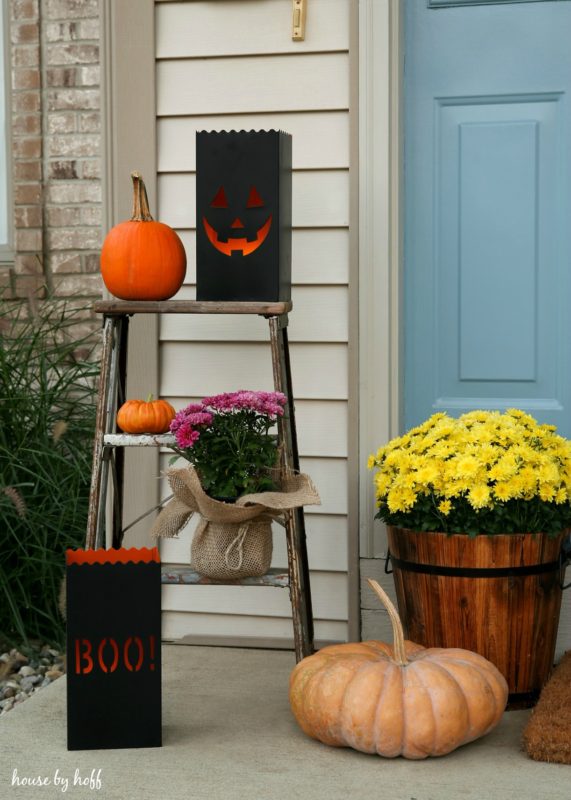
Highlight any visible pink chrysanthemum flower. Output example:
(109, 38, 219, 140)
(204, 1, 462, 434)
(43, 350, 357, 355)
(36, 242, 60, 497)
(186, 410, 214, 427)
(201, 390, 286, 417)
(174, 421, 200, 448)
(170, 404, 204, 433)
(168, 390, 288, 497)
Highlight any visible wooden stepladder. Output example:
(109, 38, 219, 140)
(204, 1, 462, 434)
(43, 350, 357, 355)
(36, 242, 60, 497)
(86, 300, 314, 662)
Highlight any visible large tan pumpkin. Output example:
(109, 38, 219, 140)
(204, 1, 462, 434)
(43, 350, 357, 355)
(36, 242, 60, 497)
(289, 579, 508, 759)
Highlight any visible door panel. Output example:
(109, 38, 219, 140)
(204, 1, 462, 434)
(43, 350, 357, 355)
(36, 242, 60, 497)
(429, 1, 557, 7)
(405, 1, 571, 434)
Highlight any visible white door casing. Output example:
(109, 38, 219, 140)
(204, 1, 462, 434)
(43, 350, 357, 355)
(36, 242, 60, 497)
(358, 0, 402, 559)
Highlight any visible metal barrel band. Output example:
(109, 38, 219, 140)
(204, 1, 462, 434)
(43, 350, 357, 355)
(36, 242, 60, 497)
(384, 549, 560, 579)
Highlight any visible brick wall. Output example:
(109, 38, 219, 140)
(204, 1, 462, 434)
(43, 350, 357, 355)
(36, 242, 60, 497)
(4, 0, 103, 312)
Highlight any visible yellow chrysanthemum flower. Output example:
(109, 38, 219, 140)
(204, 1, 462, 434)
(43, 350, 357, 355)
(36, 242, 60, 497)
(489, 456, 518, 481)
(468, 484, 491, 509)
(415, 463, 440, 485)
(442, 481, 465, 499)
(510, 443, 537, 464)
(518, 466, 537, 491)
(433, 423, 456, 438)
(387, 486, 418, 513)
(459, 478, 479, 494)
(427, 442, 454, 459)
(537, 462, 560, 485)
(539, 483, 556, 502)
(400, 473, 419, 490)
(384, 450, 408, 470)
(555, 487, 567, 504)
(461, 410, 494, 424)
(370, 409, 571, 531)
(438, 499, 452, 516)
(505, 475, 525, 498)
(455, 455, 481, 478)
(374, 472, 392, 497)
(475, 443, 499, 465)
(493, 481, 518, 502)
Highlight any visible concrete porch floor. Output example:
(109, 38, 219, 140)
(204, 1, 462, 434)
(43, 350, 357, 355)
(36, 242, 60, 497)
(0, 645, 568, 800)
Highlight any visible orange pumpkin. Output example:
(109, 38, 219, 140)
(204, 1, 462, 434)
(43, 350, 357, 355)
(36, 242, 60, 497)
(289, 579, 508, 759)
(101, 172, 186, 300)
(116, 396, 176, 435)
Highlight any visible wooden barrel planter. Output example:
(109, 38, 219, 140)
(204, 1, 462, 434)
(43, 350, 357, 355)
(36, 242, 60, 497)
(386, 527, 570, 708)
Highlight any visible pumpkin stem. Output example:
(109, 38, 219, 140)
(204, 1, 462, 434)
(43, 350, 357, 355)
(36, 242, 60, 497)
(130, 171, 154, 222)
(146, 393, 154, 403)
(367, 578, 409, 666)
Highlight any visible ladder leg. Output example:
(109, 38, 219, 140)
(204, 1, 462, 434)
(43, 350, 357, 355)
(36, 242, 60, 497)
(86, 315, 116, 549)
(111, 316, 129, 548)
(86, 315, 125, 550)
(269, 314, 315, 661)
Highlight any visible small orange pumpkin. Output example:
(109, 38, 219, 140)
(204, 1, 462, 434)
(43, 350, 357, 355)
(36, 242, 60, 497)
(101, 172, 186, 301)
(116, 396, 176, 435)
(289, 579, 508, 759)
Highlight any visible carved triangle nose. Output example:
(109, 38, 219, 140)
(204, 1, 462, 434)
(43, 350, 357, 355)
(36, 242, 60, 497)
(231, 217, 245, 229)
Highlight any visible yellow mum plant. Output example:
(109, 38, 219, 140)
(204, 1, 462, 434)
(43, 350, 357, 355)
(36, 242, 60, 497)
(368, 409, 571, 537)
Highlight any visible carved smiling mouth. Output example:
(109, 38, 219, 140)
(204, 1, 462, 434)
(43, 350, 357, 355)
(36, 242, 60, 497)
(202, 215, 272, 256)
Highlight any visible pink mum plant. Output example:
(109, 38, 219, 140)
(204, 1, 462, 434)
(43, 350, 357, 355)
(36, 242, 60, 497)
(169, 391, 287, 498)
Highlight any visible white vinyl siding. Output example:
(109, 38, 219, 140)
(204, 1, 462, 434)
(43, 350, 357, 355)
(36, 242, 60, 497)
(155, 0, 348, 58)
(155, 0, 351, 644)
(160, 344, 349, 400)
(158, 112, 350, 172)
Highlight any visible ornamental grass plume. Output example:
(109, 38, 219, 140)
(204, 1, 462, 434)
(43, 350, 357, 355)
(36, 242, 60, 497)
(368, 409, 571, 536)
(169, 390, 287, 499)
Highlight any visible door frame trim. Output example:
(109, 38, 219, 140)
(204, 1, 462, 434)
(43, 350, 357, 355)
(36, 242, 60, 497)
(358, 0, 403, 558)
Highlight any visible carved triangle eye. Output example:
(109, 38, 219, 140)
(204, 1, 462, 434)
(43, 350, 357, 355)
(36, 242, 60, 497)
(246, 186, 264, 208)
(210, 186, 228, 208)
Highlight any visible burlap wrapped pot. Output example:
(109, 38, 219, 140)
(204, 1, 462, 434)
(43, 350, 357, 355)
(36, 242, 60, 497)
(152, 466, 320, 580)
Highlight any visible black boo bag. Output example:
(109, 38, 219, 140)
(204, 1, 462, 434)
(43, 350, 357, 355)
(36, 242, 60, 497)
(66, 547, 162, 751)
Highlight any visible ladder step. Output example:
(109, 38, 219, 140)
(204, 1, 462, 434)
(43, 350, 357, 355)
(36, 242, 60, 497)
(161, 566, 289, 588)
(94, 300, 292, 316)
(104, 433, 175, 447)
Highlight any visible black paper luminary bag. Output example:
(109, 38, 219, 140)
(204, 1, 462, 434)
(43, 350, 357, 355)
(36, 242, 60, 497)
(66, 547, 161, 751)
(196, 129, 292, 302)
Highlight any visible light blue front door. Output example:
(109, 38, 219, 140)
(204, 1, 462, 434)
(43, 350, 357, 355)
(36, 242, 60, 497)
(404, 0, 571, 436)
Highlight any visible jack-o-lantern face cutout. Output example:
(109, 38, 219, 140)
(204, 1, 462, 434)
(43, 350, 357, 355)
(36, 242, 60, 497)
(202, 185, 273, 257)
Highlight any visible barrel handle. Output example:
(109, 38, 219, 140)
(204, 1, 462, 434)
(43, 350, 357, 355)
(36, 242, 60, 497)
(560, 534, 571, 591)
(384, 548, 393, 575)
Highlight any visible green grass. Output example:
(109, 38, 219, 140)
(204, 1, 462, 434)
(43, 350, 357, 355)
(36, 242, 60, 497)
(0, 302, 98, 648)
